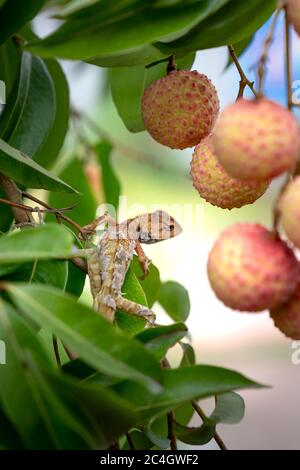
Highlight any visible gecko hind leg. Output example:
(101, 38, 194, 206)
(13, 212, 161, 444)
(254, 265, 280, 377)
(116, 297, 156, 325)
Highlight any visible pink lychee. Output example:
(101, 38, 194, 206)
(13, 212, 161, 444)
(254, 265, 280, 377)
(141, 70, 220, 150)
(190, 136, 269, 209)
(270, 282, 300, 339)
(213, 98, 300, 181)
(207, 223, 299, 312)
(280, 176, 300, 249)
(287, 0, 300, 36)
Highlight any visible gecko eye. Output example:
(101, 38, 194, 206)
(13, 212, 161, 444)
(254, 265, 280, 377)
(169, 224, 175, 230)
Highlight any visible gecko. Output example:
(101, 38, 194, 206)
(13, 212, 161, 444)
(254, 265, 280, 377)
(79, 210, 182, 324)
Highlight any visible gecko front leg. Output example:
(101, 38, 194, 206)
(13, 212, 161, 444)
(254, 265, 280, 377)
(135, 241, 151, 279)
(116, 296, 156, 325)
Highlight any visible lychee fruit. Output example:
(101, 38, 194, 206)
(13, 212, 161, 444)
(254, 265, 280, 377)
(190, 136, 269, 209)
(280, 176, 300, 249)
(207, 223, 299, 312)
(270, 282, 300, 339)
(213, 98, 300, 181)
(286, 0, 300, 36)
(141, 70, 220, 149)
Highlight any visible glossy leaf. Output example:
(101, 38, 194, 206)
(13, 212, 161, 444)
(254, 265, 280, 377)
(131, 256, 161, 308)
(180, 342, 196, 367)
(115, 268, 148, 336)
(156, 0, 276, 54)
(110, 52, 195, 132)
(136, 323, 188, 361)
(0, 259, 68, 290)
(112, 365, 263, 421)
(0, 0, 47, 46)
(0, 224, 73, 265)
(0, 38, 20, 102)
(0, 138, 76, 193)
(34, 59, 70, 168)
(0, 52, 56, 158)
(26, 1, 229, 61)
(49, 156, 97, 226)
(94, 141, 121, 210)
(6, 283, 162, 392)
(65, 261, 86, 298)
(158, 281, 190, 322)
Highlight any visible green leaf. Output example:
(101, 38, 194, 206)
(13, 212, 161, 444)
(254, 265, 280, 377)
(0, 406, 23, 450)
(0, 51, 56, 158)
(48, 156, 97, 226)
(0, 259, 68, 290)
(0, 224, 73, 265)
(34, 59, 70, 168)
(158, 281, 190, 322)
(0, 38, 20, 102)
(0, 138, 76, 193)
(115, 268, 148, 335)
(0, 0, 48, 46)
(65, 261, 86, 298)
(94, 141, 121, 210)
(121, 429, 153, 450)
(6, 283, 162, 392)
(131, 256, 161, 308)
(136, 323, 188, 361)
(209, 392, 245, 425)
(174, 392, 245, 446)
(25, 1, 229, 61)
(110, 52, 195, 132)
(112, 365, 264, 421)
(0, 302, 137, 449)
(156, 0, 277, 55)
(180, 342, 196, 367)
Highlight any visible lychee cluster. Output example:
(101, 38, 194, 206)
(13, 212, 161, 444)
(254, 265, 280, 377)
(142, 66, 300, 340)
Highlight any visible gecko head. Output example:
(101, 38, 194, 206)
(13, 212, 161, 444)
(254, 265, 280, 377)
(137, 210, 182, 244)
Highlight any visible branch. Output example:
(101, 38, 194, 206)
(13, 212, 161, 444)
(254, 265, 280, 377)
(0, 174, 33, 224)
(192, 401, 228, 451)
(167, 55, 177, 75)
(257, 2, 284, 96)
(228, 45, 258, 99)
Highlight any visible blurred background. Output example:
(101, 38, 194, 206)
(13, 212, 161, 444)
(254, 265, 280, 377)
(33, 10, 300, 450)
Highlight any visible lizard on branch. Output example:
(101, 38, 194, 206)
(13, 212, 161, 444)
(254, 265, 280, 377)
(79, 210, 182, 324)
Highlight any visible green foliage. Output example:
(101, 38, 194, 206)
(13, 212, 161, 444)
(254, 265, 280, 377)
(0, 0, 272, 450)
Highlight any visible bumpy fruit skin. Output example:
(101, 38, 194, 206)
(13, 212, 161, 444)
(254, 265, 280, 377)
(190, 136, 269, 209)
(280, 176, 300, 249)
(287, 0, 300, 36)
(141, 70, 220, 150)
(213, 98, 300, 181)
(207, 224, 299, 312)
(270, 284, 300, 339)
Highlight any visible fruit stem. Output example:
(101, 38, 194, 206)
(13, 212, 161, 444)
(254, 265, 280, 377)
(167, 55, 177, 74)
(228, 45, 258, 99)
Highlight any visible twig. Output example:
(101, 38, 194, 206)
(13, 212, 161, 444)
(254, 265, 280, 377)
(167, 411, 177, 451)
(273, 5, 296, 231)
(0, 197, 76, 214)
(228, 45, 258, 99)
(257, 2, 284, 96)
(167, 55, 177, 74)
(53, 335, 62, 368)
(192, 401, 228, 451)
(125, 433, 135, 450)
(284, 4, 293, 110)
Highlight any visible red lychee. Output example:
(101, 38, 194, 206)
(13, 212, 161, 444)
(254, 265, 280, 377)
(213, 98, 300, 181)
(280, 176, 300, 249)
(190, 136, 269, 209)
(141, 70, 219, 150)
(270, 283, 300, 339)
(207, 223, 299, 312)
